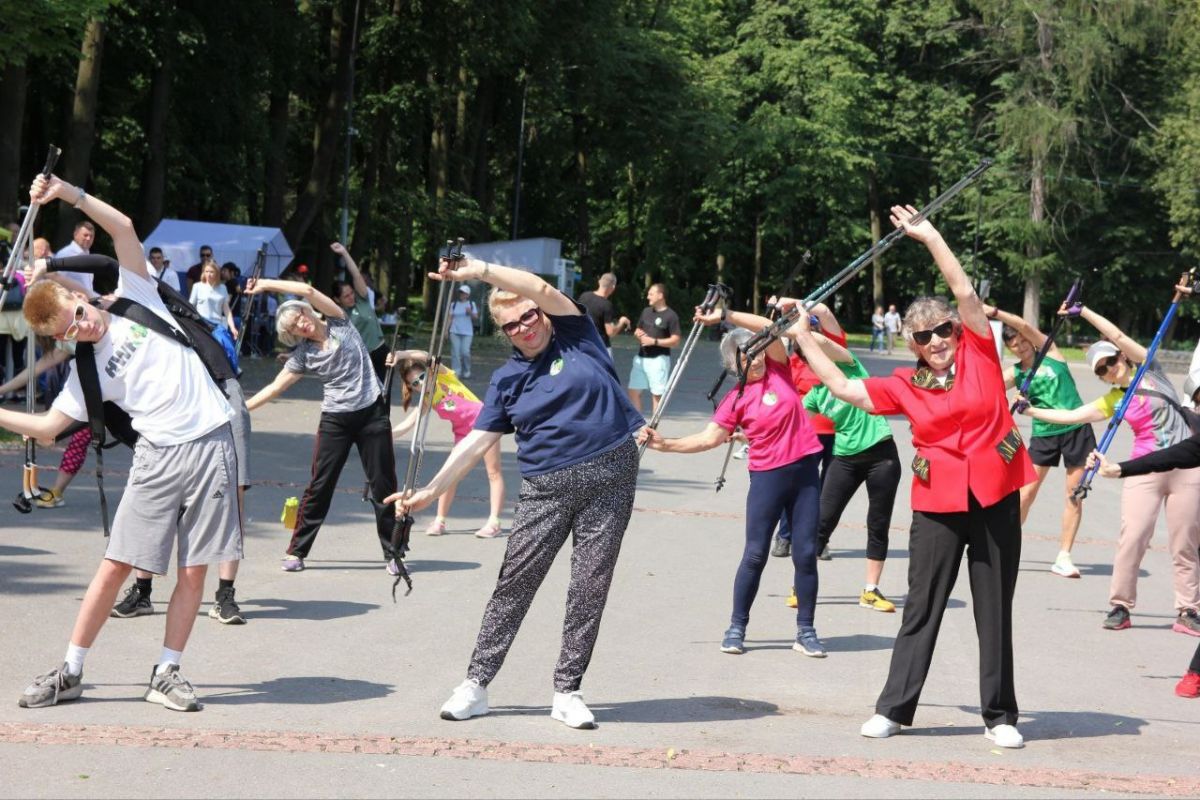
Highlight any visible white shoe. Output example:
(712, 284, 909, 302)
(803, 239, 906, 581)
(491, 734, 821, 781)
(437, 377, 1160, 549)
(551, 691, 596, 729)
(985, 723, 1024, 748)
(860, 713, 901, 738)
(732, 444, 750, 460)
(440, 679, 489, 721)
(1050, 553, 1080, 579)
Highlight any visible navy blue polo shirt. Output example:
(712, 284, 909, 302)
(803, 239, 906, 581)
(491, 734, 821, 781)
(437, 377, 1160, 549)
(474, 302, 646, 477)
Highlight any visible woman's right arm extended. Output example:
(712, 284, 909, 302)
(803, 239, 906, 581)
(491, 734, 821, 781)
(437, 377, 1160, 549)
(639, 421, 730, 454)
(1077, 306, 1147, 365)
(246, 368, 302, 411)
(1024, 404, 1105, 425)
(386, 429, 504, 513)
(433, 258, 579, 316)
(245, 277, 345, 320)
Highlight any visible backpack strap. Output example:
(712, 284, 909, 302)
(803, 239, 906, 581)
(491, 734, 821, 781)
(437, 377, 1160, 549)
(73, 342, 111, 537)
(106, 297, 193, 347)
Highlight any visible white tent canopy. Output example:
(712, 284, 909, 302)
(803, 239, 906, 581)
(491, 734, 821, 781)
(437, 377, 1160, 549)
(143, 219, 293, 278)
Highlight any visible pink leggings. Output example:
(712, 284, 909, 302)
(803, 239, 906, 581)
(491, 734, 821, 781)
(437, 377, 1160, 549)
(60, 428, 91, 476)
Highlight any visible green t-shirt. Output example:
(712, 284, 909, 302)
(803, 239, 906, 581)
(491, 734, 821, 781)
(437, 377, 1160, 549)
(348, 293, 384, 352)
(802, 355, 892, 456)
(1012, 356, 1084, 437)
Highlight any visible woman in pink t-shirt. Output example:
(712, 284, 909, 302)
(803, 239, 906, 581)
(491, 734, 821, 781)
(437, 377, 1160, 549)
(391, 350, 506, 539)
(641, 308, 843, 658)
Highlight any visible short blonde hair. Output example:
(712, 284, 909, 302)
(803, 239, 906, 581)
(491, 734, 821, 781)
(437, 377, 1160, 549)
(276, 300, 314, 347)
(24, 281, 73, 336)
(487, 288, 534, 327)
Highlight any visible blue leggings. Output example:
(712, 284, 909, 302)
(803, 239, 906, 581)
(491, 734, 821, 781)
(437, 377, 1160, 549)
(734, 453, 821, 628)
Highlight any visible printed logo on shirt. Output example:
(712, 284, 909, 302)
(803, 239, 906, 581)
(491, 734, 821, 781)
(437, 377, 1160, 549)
(443, 398, 457, 412)
(104, 323, 150, 379)
(655, 317, 663, 327)
(550, 357, 564, 376)
(762, 391, 778, 406)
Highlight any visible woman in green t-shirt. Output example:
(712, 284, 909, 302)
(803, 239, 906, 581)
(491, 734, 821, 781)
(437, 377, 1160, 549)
(984, 304, 1095, 579)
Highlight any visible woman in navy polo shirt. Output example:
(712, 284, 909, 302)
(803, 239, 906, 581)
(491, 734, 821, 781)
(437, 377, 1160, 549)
(390, 257, 645, 731)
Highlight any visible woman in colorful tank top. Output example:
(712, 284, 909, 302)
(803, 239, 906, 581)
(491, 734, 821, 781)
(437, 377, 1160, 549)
(640, 306, 834, 659)
(984, 304, 1096, 580)
(390, 350, 505, 539)
(1021, 303, 1200, 637)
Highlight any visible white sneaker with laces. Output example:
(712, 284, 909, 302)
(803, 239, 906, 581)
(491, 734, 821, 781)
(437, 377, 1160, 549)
(551, 691, 596, 729)
(985, 723, 1024, 748)
(860, 713, 901, 738)
(439, 679, 489, 721)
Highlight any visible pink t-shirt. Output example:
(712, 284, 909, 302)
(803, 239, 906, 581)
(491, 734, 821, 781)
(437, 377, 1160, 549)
(430, 370, 483, 441)
(712, 357, 822, 471)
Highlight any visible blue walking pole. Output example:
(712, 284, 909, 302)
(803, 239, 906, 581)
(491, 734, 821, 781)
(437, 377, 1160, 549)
(1073, 268, 1197, 503)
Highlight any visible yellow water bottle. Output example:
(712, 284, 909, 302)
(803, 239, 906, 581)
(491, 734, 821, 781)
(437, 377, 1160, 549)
(281, 496, 299, 529)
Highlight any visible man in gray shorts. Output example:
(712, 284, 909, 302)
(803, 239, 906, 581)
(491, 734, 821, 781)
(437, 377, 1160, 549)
(6, 173, 241, 713)
(110, 377, 251, 625)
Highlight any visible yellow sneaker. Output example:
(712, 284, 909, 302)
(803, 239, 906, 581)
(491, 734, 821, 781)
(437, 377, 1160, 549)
(859, 588, 895, 613)
(786, 588, 798, 609)
(35, 489, 64, 509)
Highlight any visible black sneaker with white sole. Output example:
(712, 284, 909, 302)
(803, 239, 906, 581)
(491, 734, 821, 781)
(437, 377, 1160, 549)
(111, 585, 153, 618)
(208, 586, 246, 625)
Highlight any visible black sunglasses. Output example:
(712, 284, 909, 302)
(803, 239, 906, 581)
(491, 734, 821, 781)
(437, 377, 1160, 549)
(407, 373, 425, 390)
(500, 308, 541, 336)
(911, 320, 955, 346)
(1094, 354, 1119, 377)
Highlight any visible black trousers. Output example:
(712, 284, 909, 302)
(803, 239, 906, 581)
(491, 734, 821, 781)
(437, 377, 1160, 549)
(816, 438, 901, 561)
(875, 490, 1021, 728)
(287, 399, 398, 560)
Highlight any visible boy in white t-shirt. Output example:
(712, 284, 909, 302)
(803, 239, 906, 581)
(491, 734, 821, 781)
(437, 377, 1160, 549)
(3, 174, 239, 713)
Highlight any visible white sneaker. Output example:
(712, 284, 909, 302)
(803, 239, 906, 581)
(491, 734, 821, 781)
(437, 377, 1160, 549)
(1050, 553, 1080, 579)
(985, 723, 1024, 748)
(732, 444, 750, 461)
(860, 713, 901, 738)
(551, 691, 596, 729)
(439, 679, 489, 721)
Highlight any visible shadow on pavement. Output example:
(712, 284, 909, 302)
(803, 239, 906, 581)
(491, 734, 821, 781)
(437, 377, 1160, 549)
(0, 545, 52, 557)
(202, 676, 393, 705)
(492, 695, 780, 724)
(912, 705, 1149, 740)
(239, 597, 380, 621)
(0, 554, 81, 595)
(296, 559, 481, 573)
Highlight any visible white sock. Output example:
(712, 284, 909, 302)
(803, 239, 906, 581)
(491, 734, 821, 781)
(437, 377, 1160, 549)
(64, 643, 88, 676)
(1056, 550, 1072, 562)
(155, 647, 184, 675)
(864, 584, 878, 593)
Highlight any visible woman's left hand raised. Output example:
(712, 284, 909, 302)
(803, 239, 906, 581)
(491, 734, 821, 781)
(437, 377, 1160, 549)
(431, 256, 482, 283)
(889, 204, 940, 244)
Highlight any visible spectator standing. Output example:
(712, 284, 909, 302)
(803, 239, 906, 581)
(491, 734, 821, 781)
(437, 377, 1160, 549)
(54, 221, 96, 296)
(870, 305, 886, 352)
(578, 273, 631, 360)
(883, 304, 902, 355)
(448, 285, 478, 379)
(185, 245, 214, 294)
(147, 248, 180, 292)
(627, 283, 681, 414)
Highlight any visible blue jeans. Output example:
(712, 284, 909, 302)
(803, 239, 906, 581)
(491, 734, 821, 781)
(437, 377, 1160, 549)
(870, 328, 886, 352)
(734, 453, 822, 628)
(450, 332, 473, 377)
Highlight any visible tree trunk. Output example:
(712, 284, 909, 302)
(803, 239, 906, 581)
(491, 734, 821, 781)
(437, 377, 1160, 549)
(349, 115, 382, 261)
(1022, 155, 1046, 323)
(867, 169, 883, 307)
(262, 84, 290, 227)
(138, 13, 174, 238)
(752, 213, 763, 316)
(572, 111, 589, 269)
(0, 62, 28, 223)
(282, 0, 359, 253)
(57, 18, 105, 244)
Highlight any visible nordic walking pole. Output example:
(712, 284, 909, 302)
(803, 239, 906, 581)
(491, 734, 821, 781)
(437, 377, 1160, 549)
(1073, 267, 1197, 503)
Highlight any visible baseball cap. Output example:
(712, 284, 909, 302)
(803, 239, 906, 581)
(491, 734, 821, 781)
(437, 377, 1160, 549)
(1086, 341, 1120, 372)
(458, 285, 471, 296)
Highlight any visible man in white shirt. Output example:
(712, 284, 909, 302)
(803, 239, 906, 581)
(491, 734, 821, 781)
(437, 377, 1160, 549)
(53, 220, 97, 296)
(147, 247, 180, 292)
(8, 174, 239, 714)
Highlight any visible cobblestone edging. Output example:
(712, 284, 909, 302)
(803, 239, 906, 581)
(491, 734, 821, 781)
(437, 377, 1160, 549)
(0, 722, 1195, 796)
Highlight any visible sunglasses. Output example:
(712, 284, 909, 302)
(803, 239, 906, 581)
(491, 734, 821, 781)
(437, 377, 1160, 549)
(60, 303, 87, 341)
(500, 307, 541, 336)
(1094, 354, 1119, 377)
(407, 373, 426, 390)
(911, 320, 955, 346)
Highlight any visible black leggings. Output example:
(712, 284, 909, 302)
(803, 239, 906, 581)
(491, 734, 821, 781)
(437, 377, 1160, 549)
(287, 399, 398, 560)
(816, 438, 901, 561)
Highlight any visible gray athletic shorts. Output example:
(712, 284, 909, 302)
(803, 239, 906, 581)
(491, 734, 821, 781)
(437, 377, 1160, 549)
(221, 378, 252, 487)
(106, 424, 242, 575)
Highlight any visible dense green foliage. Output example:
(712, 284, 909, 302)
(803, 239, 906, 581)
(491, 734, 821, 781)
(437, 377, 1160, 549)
(4, 0, 1197, 341)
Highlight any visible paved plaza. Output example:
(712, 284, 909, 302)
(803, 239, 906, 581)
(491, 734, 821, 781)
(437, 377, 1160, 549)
(0, 338, 1195, 798)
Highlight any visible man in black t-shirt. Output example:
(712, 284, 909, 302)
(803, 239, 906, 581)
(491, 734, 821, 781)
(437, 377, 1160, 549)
(627, 283, 682, 414)
(578, 272, 630, 358)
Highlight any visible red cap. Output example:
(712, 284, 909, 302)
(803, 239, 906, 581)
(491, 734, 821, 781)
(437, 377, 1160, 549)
(297, 264, 309, 274)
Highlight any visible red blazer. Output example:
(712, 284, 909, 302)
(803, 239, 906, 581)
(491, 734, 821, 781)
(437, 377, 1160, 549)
(863, 324, 1035, 513)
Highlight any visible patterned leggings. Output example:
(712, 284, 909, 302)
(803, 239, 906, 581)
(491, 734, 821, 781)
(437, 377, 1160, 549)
(60, 428, 92, 476)
(467, 438, 638, 692)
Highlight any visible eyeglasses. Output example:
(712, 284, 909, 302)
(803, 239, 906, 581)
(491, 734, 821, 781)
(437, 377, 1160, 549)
(1094, 354, 1119, 377)
(61, 304, 86, 341)
(911, 320, 955, 346)
(500, 308, 541, 336)
(407, 373, 425, 390)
